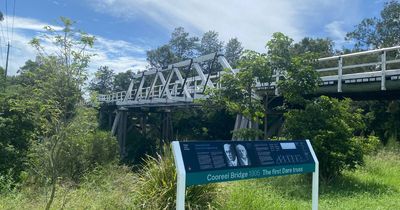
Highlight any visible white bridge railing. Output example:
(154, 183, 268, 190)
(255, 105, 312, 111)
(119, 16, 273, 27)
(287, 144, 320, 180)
(317, 45, 400, 92)
(98, 46, 400, 107)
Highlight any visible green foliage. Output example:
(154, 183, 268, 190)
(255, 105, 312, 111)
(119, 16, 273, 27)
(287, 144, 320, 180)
(0, 84, 48, 185)
(278, 53, 320, 105)
(345, 1, 400, 145)
(225, 38, 244, 68)
(284, 96, 366, 181)
(27, 17, 95, 120)
(220, 149, 400, 210)
(266, 32, 293, 73)
(169, 27, 200, 59)
(346, 0, 400, 48)
(146, 44, 177, 68)
(0, 164, 138, 209)
(28, 107, 118, 184)
(89, 66, 115, 94)
(135, 146, 217, 209)
(113, 70, 134, 92)
(147, 26, 243, 69)
(290, 37, 335, 57)
(216, 50, 271, 119)
(199, 31, 224, 55)
(351, 135, 380, 155)
(204, 50, 271, 139)
(1, 148, 400, 209)
(174, 109, 234, 141)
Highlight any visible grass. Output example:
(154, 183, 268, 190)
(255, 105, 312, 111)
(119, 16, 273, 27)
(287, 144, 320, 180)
(219, 148, 400, 210)
(0, 148, 399, 210)
(0, 164, 138, 210)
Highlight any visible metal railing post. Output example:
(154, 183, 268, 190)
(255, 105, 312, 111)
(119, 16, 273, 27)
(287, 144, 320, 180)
(381, 50, 386, 91)
(274, 70, 279, 95)
(338, 57, 343, 92)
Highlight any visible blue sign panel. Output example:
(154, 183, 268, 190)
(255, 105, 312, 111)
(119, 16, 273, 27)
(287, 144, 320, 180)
(179, 140, 315, 186)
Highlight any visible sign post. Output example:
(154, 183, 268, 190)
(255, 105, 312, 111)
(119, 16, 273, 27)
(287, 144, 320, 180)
(172, 140, 319, 210)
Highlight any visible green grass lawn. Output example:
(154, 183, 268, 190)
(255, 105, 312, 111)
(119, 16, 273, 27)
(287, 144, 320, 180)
(1, 149, 399, 210)
(218, 149, 400, 210)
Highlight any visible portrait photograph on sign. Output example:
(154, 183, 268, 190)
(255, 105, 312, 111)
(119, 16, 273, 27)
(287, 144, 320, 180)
(224, 144, 238, 167)
(236, 144, 251, 166)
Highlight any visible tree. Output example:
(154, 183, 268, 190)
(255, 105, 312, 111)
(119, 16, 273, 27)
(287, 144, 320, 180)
(113, 70, 134, 92)
(169, 27, 199, 60)
(29, 17, 95, 120)
(278, 53, 320, 106)
(89, 66, 115, 94)
(284, 96, 370, 181)
(290, 37, 335, 57)
(346, 0, 400, 49)
(204, 50, 271, 140)
(199, 31, 224, 55)
(225, 38, 243, 68)
(28, 17, 95, 210)
(146, 45, 177, 68)
(266, 32, 293, 74)
(346, 0, 400, 144)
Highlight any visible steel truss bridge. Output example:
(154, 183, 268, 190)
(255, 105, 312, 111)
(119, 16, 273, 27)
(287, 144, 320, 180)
(99, 45, 400, 107)
(98, 46, 400, 156)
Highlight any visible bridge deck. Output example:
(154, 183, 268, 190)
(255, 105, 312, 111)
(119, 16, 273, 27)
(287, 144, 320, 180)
(98, 46, 400, 107)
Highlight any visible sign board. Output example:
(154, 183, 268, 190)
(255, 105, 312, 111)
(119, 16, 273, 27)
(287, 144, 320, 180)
(178, 140, 315, 185)
(172, 140, 319, 210)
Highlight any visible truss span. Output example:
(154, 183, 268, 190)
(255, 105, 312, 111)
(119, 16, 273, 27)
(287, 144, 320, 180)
(98, 46, 400, 107)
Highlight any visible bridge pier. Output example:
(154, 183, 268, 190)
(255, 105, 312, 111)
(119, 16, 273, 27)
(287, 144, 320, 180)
(160, 110, 173, 152)
(117, 108, 128, 158)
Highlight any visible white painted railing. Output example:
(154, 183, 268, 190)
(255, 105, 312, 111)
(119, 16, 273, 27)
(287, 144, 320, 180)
(98, 46, 400, 106)
(317, 45, 400, 92)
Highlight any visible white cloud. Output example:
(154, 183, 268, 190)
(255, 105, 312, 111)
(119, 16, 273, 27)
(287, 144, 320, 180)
(5, 15, 63, 31)
(325, 21, 351, 47)
(87, 0, 362, 52)
(1, 16, 149, 76)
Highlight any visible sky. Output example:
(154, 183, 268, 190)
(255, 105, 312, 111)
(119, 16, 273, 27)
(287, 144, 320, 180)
(0, 0, 387, 76)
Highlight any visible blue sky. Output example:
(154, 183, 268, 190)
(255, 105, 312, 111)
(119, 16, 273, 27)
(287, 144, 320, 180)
(0, 0, 387, 75)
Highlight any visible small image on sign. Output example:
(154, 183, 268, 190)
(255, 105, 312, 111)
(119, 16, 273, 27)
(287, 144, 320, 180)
(223, 144, 238, 167)
(236, 144, 251, 166)
(224, 143, 251, 167)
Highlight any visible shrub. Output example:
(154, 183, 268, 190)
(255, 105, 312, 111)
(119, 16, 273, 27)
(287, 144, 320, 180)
(27, 107, 119, 184)
(284, 96, 366, 181)
(134, 146, 218, 209)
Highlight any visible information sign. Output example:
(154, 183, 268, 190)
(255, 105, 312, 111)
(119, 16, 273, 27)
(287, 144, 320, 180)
(178, 140, 315, 185)
(172, 140, 319, 210)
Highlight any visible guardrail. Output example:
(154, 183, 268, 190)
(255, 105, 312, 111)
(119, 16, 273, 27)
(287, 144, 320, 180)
(316, 45, 400, 92)
(98, 46, 400, 105)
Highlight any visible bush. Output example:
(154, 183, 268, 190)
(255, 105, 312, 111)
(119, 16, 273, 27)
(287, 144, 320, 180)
(134, 146, 218, 209)
(27, 107, 119, 184)
(284, 96, 366, 181)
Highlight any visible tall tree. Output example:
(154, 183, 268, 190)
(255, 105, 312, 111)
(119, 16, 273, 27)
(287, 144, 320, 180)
(290, 37, 335, 57)
(199, 31, 224, 55)
(28, 17, 95, 210)
(89, 66, 115, 94)
(346, 0, 400, 143)
(30, 17, 95, 120)
(146, 45, 177, 68)
(346, 0, 400, 49)
(266, 32, 293, 76)
(225, 38, 243, 68)
(169, 27, 199, 60)
(113, 70, 134, 92)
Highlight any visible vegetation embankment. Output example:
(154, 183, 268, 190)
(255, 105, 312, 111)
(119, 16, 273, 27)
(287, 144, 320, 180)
(1, 1, 400, 210)
(0, 147, 399, 209)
